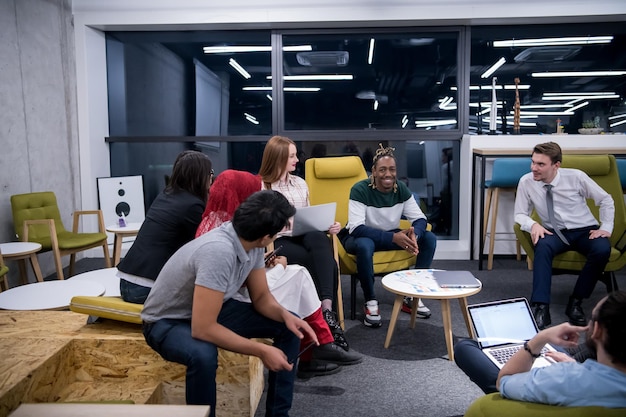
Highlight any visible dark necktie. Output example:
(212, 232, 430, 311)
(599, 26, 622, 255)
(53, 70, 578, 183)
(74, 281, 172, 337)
(544, 184, 569, 245)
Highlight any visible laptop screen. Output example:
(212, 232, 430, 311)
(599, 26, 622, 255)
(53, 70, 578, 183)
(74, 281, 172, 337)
(468, 298, 539, 348)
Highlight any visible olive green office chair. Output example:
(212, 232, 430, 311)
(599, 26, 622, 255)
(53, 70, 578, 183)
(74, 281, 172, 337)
(11, 191, 111, 280)
(0, 249, 9, 292)
(305, 156, 419, 321)
(464, 392, 626, 417)
(514, 155, 626, 291)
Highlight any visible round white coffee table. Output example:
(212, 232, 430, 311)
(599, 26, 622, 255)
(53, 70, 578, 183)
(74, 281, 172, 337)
(106, 222, 142, 266)
(0, 242, 44, 285)
(71, 267, 121, 296)
(0, 280, 105, 310)
(381, 269, 482, 361)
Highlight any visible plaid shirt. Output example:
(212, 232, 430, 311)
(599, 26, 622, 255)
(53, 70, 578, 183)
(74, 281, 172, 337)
(264, 173, 309, 208)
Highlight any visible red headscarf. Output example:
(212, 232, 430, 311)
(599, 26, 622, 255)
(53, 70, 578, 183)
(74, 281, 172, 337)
(195, 170, 261, 238)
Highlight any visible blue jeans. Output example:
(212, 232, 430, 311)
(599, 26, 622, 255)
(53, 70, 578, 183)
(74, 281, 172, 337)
(119, 279, 151, 304)
(531, 226, 610, 304)
(143, 299, 300, 417)
(342, 230, 437, 301)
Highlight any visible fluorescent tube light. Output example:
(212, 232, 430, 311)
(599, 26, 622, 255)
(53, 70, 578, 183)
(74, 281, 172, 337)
(481, 57, 506, 79)
(610, 118, 626, 128)
(266, 75, 353, 81)
(229, 58, 251, 79)
(532, 71, 626, 77)
(242, 86, 321, 92)
(244, 113, 259, 125)
(414, 119, 456, 127)
(203, 45, 312, 53)
(373, 100, 379, 110)
(453, 85, 531, 91)
(266, 94, 273, 101)
(368, 38, 375, 65)
(608, 113, 626, 120)
(493, 36, 613, 48)
(541, 94, 620, 101)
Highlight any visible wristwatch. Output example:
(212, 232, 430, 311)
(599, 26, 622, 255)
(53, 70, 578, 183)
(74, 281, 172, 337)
(524, 341, 541, 359)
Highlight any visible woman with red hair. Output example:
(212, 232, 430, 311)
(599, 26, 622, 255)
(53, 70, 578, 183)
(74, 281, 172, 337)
(196, 170, 361, 379)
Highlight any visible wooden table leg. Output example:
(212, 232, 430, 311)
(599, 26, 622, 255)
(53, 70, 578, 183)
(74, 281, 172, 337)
(17, 259, 29, 285)
(409, 297, 419, 329)
(440, 298, 454, 361)
(113, 233, 122, 266)
(384, 295, 403, 348)
(29, 254, 44, 283)
(458, 297, 474, 338)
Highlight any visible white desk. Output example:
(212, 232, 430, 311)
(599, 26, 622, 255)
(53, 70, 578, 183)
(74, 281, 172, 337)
(0, 280, 105, 310)
(381, 269, 481, 361)
(71, 267, 121, 296)
(106, 222, 142, 266)
(0, 242, 44, 285)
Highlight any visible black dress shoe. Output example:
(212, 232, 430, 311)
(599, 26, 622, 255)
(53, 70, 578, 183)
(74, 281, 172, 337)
(565, 297, 587, 327)
(311, 342, 363, 365)
(297, 360, 341, 379)
(532, 303, 551, 330)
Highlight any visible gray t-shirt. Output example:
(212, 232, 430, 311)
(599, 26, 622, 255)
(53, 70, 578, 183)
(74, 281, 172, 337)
(141, 222, 265, 323)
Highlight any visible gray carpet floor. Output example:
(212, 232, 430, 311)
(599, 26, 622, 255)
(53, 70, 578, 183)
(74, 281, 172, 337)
(60, 257, 620, 417)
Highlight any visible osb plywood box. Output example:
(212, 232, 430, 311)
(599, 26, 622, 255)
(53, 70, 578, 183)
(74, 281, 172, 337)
(0, 311, 264, 417)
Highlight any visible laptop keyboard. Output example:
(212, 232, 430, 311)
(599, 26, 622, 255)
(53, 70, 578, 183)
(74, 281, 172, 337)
(491, 345, 550, 365)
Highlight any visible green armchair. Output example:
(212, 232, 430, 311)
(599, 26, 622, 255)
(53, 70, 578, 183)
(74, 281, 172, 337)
(514, 155, 626, 291)
(0, 249, 8, 292)
(10, 191, 111, 280)
(465, 392, 626, 417)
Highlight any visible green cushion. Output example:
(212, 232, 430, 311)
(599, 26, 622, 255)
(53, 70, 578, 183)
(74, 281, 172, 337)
(70, 296, 143, 324)
(0, 265, 8, 277)
(11, 192, 67, 241)
(465, 393, 626, 417)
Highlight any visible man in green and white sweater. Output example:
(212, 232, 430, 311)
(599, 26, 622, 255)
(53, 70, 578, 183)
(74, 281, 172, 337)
(339, 145, 437, 327)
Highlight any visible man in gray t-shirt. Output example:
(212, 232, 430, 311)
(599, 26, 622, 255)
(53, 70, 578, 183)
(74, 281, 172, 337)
(142, 190, 317, 417)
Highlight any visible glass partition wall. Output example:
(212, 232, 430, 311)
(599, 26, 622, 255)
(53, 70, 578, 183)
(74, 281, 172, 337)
(106, 22, 626, 241)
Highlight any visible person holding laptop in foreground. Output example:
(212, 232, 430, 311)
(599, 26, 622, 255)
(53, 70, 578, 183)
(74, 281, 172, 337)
(259, 136, 348, 350)
(514, 142, 614, 329)
(454, 291, 626, 408)
(339, 144, 437, 327)
(141, 190, 317, 417)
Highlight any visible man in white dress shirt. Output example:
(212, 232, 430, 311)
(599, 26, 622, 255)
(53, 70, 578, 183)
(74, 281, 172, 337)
(514, 142, 614, 329)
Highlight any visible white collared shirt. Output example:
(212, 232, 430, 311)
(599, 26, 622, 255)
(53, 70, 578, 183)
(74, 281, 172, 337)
(514, 168, 614, 234)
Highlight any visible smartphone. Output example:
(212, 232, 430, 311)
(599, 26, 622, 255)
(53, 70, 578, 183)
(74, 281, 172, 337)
(264, 245, 283, 263)
(288, 341, 316, 364)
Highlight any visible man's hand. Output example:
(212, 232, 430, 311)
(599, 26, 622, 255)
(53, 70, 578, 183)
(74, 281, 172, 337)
(544, 351, 576, 363)
(266, 255, 287, 269)
(589, 229, 611, 239)
(258, 343, 294, 372)
(393, 227, 419, 255)
(530, 222, 552, 245)
(282, 311, 318, 346)
(533, 322, 587, 350)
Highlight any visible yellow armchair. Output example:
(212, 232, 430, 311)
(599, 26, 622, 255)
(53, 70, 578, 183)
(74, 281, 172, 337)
(11, 191, 111, 280)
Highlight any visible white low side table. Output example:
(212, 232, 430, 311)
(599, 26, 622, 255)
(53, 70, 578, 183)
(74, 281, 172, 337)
(106, 222, 142, 266)
(381, 269, 482, 361)
(0, 280, 105, 310)
(9, 404, 210, 417)
(0, 242, 44, 285)
(71, 267, 121, 296)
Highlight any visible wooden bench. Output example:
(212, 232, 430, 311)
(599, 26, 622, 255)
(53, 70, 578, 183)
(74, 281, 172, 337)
(0, 311, 264, 417)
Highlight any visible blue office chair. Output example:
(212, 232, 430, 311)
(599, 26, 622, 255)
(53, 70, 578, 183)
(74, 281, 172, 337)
(616, 158, 626, 193)
(483, 158, 532, 270)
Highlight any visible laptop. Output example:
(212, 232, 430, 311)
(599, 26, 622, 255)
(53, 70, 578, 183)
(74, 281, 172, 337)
(290, 203, 337, 237)
(467, 298, 556, 369)
(433, 270, 481, 288)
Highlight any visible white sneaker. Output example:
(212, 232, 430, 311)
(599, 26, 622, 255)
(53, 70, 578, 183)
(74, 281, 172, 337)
(363, 300, 382, 327)
(416, 298, 432, 318)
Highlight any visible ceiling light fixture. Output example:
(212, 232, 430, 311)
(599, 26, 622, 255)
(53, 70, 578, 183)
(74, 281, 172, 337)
(519, 101, 589, 116)
(244, 113, 259, 125)
(266, 75, 353, 81)
(265, 94, 272, 101)
(401, 115, 409, 129)
(373, 100, 379, 111)
(481, 57, 506, 79)
(541, 94, 620, 100)
(242, 86, 321, 92)
(493, 36, 613, 48)
(610, 118, 626, 128)
(203, 45, 312, 53)
(414, 119, 456, 127)
(453, 84, 531, 91)
(229, 58, 251, 79)
(608, 113, 626, 120)
(532, 71, 626, 77)
(368, 38, 375, 65)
